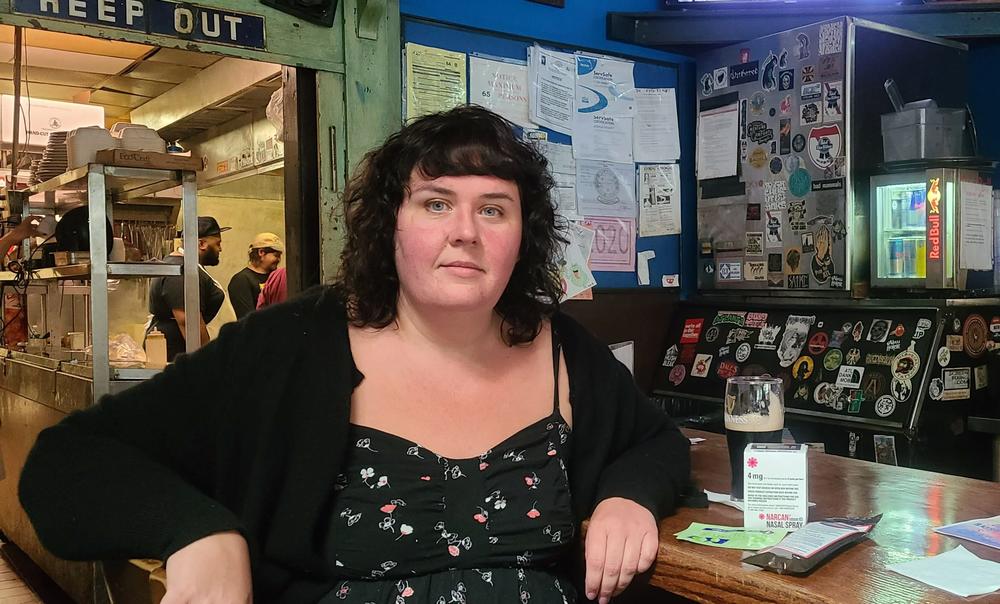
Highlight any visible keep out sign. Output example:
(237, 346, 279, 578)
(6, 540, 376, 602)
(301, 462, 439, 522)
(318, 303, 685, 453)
(14, 0, 267, 50)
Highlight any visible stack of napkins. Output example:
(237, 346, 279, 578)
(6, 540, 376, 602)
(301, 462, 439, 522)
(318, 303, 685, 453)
(887, 546, 1000, 598)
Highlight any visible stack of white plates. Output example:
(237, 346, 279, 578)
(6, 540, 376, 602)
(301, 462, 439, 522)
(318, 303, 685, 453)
(28, 158, 41, 185)
(113, 124, 166, 153)
(36, 131, 69, 182)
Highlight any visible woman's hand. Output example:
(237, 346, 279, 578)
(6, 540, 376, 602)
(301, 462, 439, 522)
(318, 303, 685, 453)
(162, 531, 253, 604)
(584, 497, 659, 604)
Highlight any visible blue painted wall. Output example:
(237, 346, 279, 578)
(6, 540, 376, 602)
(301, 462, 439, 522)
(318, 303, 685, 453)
(399, 0, 699, 296)
(968, 42, 1000, 180)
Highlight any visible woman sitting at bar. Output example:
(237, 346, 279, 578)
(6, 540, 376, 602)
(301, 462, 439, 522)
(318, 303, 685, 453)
(19, 106, 690, 604)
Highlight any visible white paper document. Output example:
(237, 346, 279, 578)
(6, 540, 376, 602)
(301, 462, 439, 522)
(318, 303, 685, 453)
(888, 546, 1000, 598)
(960, 182, 994, 270)
(575, 54, 636, 118)
(633, 88, 681, 162)
(638, 164, 681, 236)
(539, 140, 576, 176)
(405, 43, 467, 121)
(583, 217, 636, 272)
(554, 186, 579, 220)
(697, 104, 739, 180)
(557, 223, 597, 301)
(637, 249, 656, 285)
(576, 160, 637, 219)
(572, 112, 634, 163)
(528, 46, 576, 135)
(469, 55, 533, 129)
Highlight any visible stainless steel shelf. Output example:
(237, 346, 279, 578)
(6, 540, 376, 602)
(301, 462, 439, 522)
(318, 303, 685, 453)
(0, 262, 182, 283)
(24, 164, 184, 201)
(113, 368, 162, 380)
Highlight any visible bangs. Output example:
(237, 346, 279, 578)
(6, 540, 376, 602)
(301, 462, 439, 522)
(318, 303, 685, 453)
(409, 116, 536, 184)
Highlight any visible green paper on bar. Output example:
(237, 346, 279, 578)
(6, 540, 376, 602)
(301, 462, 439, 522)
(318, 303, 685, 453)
(675, 522, 788, 550)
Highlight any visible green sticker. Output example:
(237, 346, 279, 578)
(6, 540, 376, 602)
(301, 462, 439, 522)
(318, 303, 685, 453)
(789, 168, 812, 197)
(848, 390, 863, 413)
(675, 522, 788, 551)
(823, 348, 843, 371)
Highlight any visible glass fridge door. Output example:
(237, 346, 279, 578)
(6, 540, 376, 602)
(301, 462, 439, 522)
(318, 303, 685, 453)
(875, 180, 927, 280)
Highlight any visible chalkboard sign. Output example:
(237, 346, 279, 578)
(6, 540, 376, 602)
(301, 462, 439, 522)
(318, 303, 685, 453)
(654, 302, 940, 430)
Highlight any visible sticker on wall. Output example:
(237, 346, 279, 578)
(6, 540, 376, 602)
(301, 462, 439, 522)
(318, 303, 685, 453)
(736, 342, 752, 362)
(766, 253, 783, 273)
(729, 60, 760, 86)
(800, 231, 815, 254)
(769, 157, 784, 174)
(792, 355, 815, 380)
(668, 364, 686, 386)
(745, 232, 764, 256)
(866, 319, 891, 343)
(818, 54, 843, 79)
(808, 332, 829, 355)
(785, 246, 803, 274)
(662, 345, 679, 367)
(891, 344, 920, 381)
(992, 316, 1000, 339)
(760, 51, 779, 91)
(750, 91, 766, 116)
(764, 181, 788, 210)
(787, 273, 809, 289)
(819, 20, 843, 55)
(713, 67, 729, 89)
(815, 382, 841, 407)
(718, 260, 743, 282)
(746, 203, 762, 221)
(680, 318, 704, 343)
(875, 395, 896, 418)
(847, 390, 864, 413)
(745, 312, 768, 329)
(807, 124, 842, 170)
(784, 155, 801, 175)
(778, 315, 815, 367)
(836, 365, 865, 389)
(757, 324, 782, 350)
(886, 339, 902, 353)
(890, 377, 912, 402)
(749, 146, 768, 169)
(937, 346, 950, 367)
(717, 360, 739, 380)
(800, 101, 821, 126)
(864, 353, 893, 367)
(747, 121, 774, 145)
(811, 225, 834, 284)
(789, 168, 812, 198)
(705, 326, 720, 343)
(778, 69, 794, 91)
(692, 354, 713, 378)
(780, 95, 792, 115)
(962, 314, 988, 358)
(787, 199, 806, 223)
(778, 48, 789, 68)
(779, 119, 792, 156)
(765, 211, 784, 247)
(851, 322, 865, 342)
(797, 32, 811, 60)
(801, 82, 822, 101)
(768, 272, 785, 288)
(792, 134, 806, 153)
(819, 350, 842, 373)
(823, 81, 843, 122)
(680, 344, 697, 365)
(862, 370, 886, 401)
(929, 377, 944, 400)
(975, 365, 988, 390)
(942, 367, 971, 400)
(946, 334, 964, 352)
(829, 330, 846, 349)
(952, 317, 962, 334)
(745, 261, 766, 281)
(811, 178, 844, 192)
(801, 64, 815, 84)
(700, 73, 714, 96)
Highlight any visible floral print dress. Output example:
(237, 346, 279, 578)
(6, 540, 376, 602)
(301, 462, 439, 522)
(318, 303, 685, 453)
(322, 340, 575, 604)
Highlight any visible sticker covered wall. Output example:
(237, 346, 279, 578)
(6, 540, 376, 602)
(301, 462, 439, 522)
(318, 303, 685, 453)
(695, 18, 849, 292)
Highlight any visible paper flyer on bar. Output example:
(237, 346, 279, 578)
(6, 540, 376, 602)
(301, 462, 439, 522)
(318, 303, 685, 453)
(468, 55, 533, 129)
(572, 112, 634, 163)
(935, 515, 1000, 550)
(405, 43, 467, 121)
(697, 103, 739, 180)
(638, 163, 681, 236)
(528, 46, 575, 135)
(575, 54, 636, 118)
(633, 88, 681, 162)
(583, 217, 636, 272)
(576, 160, 637, 219)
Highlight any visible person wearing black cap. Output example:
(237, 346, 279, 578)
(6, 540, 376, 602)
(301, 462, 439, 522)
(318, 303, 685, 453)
(146, 216, 229, 361)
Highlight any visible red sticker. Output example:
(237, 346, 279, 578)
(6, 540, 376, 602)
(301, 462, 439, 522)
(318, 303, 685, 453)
(893, 323, 905, 338)
(808, 332, 829, 355)
(716, 360, 739, 380)
(681, 318, 704, 344)
(679, 344, 697, 365)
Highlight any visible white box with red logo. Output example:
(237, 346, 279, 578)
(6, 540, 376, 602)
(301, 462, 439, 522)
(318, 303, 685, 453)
(743, 443, 809, 531)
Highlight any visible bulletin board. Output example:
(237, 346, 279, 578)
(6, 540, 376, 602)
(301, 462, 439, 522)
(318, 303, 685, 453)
(402, 18, 683, 290)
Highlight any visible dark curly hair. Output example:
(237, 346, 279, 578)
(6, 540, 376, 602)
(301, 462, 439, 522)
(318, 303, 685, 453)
(334, 105, 566, 345)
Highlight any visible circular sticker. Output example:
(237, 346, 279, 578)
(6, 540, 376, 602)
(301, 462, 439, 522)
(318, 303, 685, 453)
(929, 378, 944, 400)
(962, 314, 988, 358)
(769, 157, 783, 174)
(937, 346, 951, 368)
(789, 168, 811, 197)
(668, 365, 686, 386)
(705, 326, 720, 343)
(893, 323, 905, 338)
(890, 378, 912, 402)
(808, 332, 829, 355)
(814, 382, 841, 406)
(792, 355, 815, 380)
(875, 395, 897, 418)
(717, 360, 739, 380)
(736, 342, 752, 362)
(891, 348, 920, 381)
(792, 133, 806, 152)
(785, 155, 801, 173)
(823, 348, 843, 371)
(749, 147, 768, 169)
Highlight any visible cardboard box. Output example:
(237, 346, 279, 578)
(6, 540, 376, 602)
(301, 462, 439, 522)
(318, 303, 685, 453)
(743, 443, 809, 531)
(95, 149, 204, 171)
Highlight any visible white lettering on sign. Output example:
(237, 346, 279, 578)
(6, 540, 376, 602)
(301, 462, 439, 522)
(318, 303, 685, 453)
(68, 0, 85, 17)
(39, 0, 58, 13)
(174, 6, 193, 33)
(97, 0, 115, 22)
(223, 14, 242, 40)
(125, 0, 142, 25)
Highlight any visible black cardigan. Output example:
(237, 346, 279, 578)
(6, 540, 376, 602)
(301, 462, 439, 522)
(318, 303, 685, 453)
(19, 287, 690, 603)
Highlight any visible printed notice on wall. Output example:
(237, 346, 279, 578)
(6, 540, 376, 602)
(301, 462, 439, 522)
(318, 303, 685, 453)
(576, 160, 637, 219)
(528, 45, 576, 135)
(405, 43, 467, 121)
(638, 164, 681, 236)
(469, 55, 532, 129)
(697, 103, 739, 180)
(633, 88, 681, 162)
(583, 217, 636, 272)
(960, 182, 994, 270)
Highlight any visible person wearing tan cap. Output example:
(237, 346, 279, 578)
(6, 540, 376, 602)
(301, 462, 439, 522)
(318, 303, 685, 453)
(227, 232, 283, 320)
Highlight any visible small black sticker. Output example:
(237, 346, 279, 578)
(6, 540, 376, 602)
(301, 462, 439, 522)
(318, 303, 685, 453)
(788, 273, 810, 289)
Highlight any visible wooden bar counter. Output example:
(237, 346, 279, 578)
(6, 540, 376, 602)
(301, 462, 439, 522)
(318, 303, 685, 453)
(648, 430, 1000, 603)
